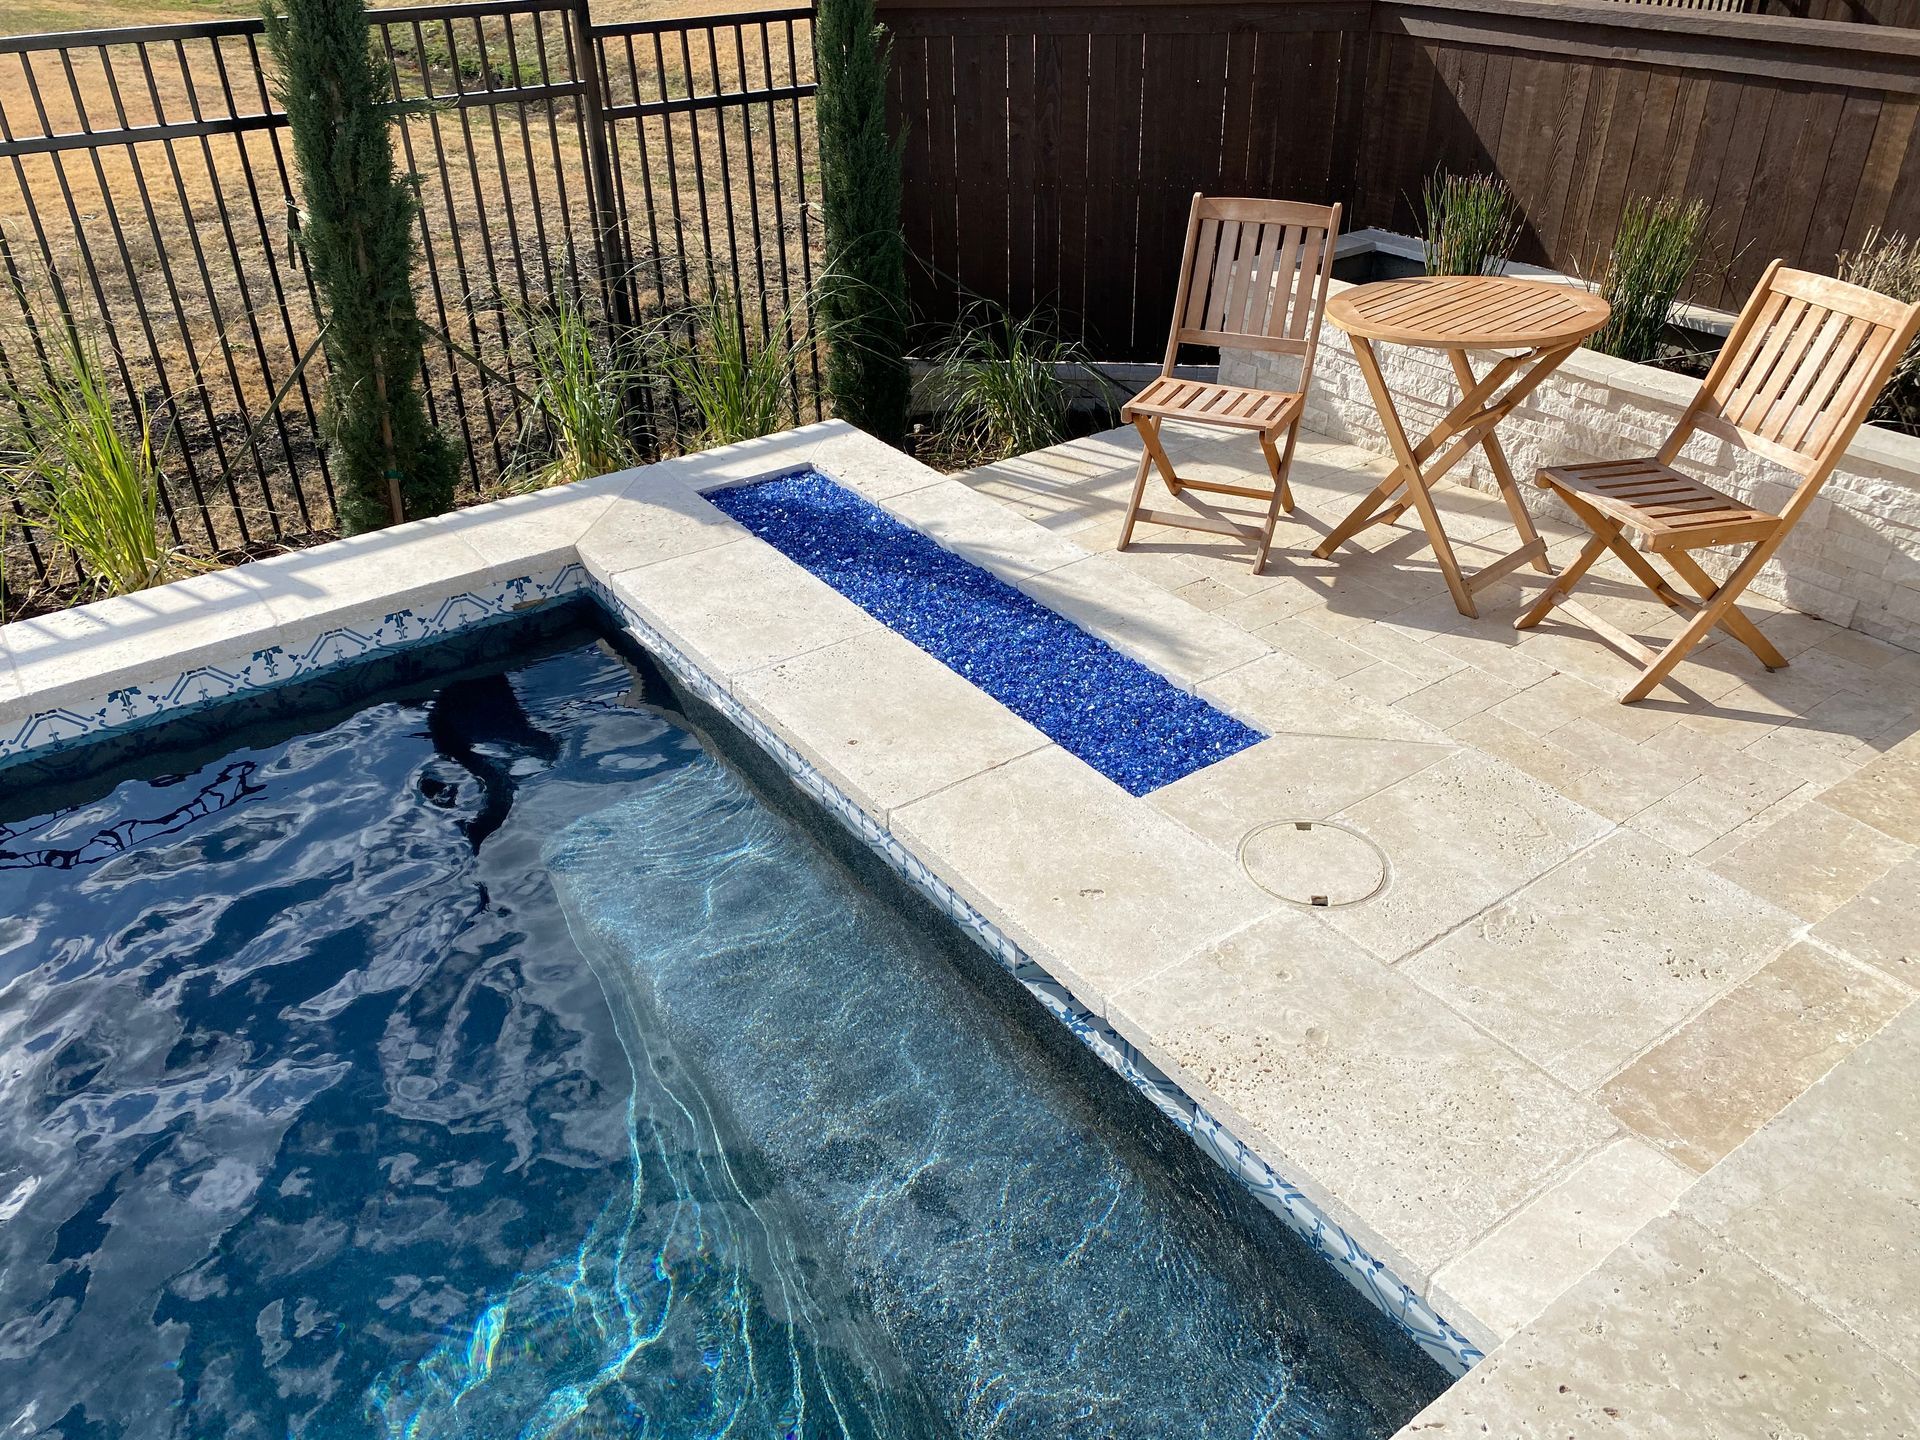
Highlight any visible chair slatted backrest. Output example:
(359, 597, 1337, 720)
(1163, 194, 1342, 379)
(1664, 261, 1920, 510)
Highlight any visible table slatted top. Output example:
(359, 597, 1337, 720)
(1327, 276, 1611, 349)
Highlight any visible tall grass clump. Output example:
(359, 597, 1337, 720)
(1588, 196, 1709, 363)
(2, 329, 182, 600)
(815, 0, 911, 445)
(925, 302, 1088, 468)
(650, 291, 805, 451)
(1422, 172, 1524, 278)
(1837, 228, 1920, 434)
(508, 290, 639, 489)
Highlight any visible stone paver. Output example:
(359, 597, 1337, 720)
(608, 538, 878, 678)
(1015, 549, 1270, 686)
(732, 627, 1051, 818)
(1106, 910, 1618, 1290)
(1405, 830, 1801, 1090)
(1427, 1138, 1693, 1340)
(3, 565, 281, 705)
(1811, 858, 1920, 985)
(1147, 732, 1450, 852)
(1684, 999, 1920, 1350)
(884, 478, 1092, 579)
(1323, 750, 1612, 963)
(1201, 652, 1452, 743)
(1709, 799, 1912, 923)
(1407, 1000, 1920, 1437)
(1402, 1214, 1920, 1438)
(1819, 732, 1920, 844)
(890, 745, 1282, 1008)
(247, 521, 493, 634)
(1597, 941, 1911, 1171)
(425, 465, 629, 574)
(574, 469, 750, 575)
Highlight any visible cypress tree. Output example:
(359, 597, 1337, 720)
(266, 0, 457, 532)
(814, 0, 911, 447)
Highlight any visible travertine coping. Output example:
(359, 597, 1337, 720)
(14, 419, 1909, 1420)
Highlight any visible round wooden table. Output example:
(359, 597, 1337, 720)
(1313, 276, 1611, 618)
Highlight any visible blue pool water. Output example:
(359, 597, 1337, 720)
(0, 609, 1444, 1437)
(709, 472, 1264, 795)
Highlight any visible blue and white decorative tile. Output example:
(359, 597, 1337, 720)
(0, 565, 586, 772)
(590, 577, 1485, 1378)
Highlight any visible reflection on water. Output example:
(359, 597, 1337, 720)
(0, 618, 1444, 1438)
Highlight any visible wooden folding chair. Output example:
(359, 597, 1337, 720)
(1517, 261, 1920, 703)
(1117, 194, 1341, 574)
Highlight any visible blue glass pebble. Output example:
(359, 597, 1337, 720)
(709, 471, 1265, 796)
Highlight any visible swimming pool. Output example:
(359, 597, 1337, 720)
(0, 605, 1445, 1437)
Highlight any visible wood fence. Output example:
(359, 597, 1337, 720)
(1617, 0, 1920, 24)
(880, 0, 1920, 358)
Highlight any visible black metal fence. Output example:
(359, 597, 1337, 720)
(0, 0, 821, 587)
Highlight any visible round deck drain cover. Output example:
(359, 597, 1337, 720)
(1237, 820, 1388, 908)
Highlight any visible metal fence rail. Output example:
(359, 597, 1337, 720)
(0, 0, 821, 591)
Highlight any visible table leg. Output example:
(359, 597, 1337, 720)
(1312, 466, 1411, 558)
(1447, 349, 1551, 575)
(1342, 333, 1478, 617)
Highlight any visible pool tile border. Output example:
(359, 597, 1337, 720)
(0, 565, 588, 769)
(0, 421, 1482, 1377)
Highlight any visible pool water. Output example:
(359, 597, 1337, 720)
(0, 610, 1445, 1438)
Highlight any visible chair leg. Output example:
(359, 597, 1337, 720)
(1136, 415, 1183, 494)
(1623, 602, 1727, 703)
(1118, 415, 1184, 551)
(1116, 447, 1153, 552)
(1252, 422, 1301, 575)
(1515, 529, 1610, 630)
(1623, 544, 1779, 703)
(1665, 548, 1787, 670)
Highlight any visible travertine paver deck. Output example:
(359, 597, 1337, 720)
(1406, 1003, 1920, 1436)
(959, 420, 1920, 1434)
(5, 418, 1915, 1432)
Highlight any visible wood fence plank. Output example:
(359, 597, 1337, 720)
(1537, 59, 1594, 265)
(1085, 28, 1145, 354)
(922, 31, 960, 318)
(878, 0, 1915, 358)
(950, 31, 1007, 312)
(1006, 30, 1037, 315)
(891, 31, 937, 323)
